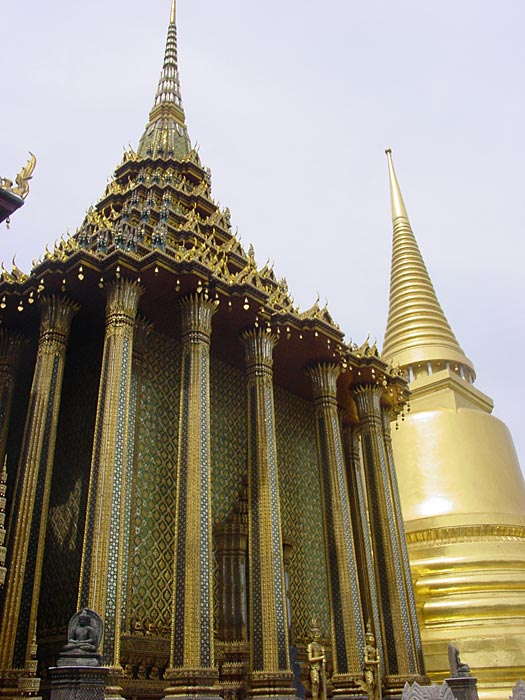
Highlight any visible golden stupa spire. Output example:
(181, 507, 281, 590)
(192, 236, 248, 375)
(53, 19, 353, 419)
(382, 149, 473, 372)
(137, 0, 191, 159)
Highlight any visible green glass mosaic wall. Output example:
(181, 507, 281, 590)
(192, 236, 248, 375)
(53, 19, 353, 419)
(274, 385, 330, 643)
(127, 330, 180, 632)
(210, 356, 247, 525)
(116, 330, 328, 645)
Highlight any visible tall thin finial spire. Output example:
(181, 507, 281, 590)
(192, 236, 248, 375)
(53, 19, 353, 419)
(382, 149, 473, 373)
(137, 0, 190, 159)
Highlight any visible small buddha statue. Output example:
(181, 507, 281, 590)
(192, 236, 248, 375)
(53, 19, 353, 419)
(57, 608, 103, 667)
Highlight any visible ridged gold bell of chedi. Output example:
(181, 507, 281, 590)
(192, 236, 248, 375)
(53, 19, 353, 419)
(382, 149, 525, 700)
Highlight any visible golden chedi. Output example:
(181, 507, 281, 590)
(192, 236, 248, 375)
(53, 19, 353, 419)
(382, 149, 525, 700)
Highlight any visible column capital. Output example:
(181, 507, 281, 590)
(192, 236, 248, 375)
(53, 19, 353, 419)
(352, 384, 383, 421)
(179, 294, 217, 345)
(39, 295, 79, 351)
(105, 278, 143, 333)
(241, 327, 278, 375)
(308, 362, 340, 406)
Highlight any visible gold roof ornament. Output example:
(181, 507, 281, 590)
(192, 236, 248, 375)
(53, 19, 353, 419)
(0, 153, 36, 201)
(382, 149, 473, 371)
(12, 153, 37, 200)
(0, 153, 36, 227)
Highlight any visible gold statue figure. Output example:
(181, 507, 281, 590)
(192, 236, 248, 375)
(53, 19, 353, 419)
(363, 621, 381, 700)
(307, 619, 326, 700)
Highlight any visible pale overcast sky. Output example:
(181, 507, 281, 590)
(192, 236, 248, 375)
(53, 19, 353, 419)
(2, 1, 524, 472)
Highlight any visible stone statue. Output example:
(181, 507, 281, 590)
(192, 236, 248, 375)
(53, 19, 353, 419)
(448, 644, 471, 678)
(510, 680, 525, 700)
(363, 621, 381, 700)
(307, 619, 326, 700)
(57, 608, 103, 667)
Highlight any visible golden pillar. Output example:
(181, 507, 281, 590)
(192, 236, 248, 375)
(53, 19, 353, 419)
(352, 385, 424, 687)
(242, 328, 294, 700)
(340, 421, 384, 678)
(0, 295, 78, 695)
(380, 406, 425, 674)
(164, 294, 219, 700)
(78, 279, 143, 668)
(308, 363, 364, 698)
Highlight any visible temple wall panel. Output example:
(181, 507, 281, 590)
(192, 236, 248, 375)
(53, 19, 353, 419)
(210, 356, 247, 525)
(37, 330, 102, 640)
(127, 330, 180, 632)
(3, 340, 36, 542)
(273, 385, 330, 644)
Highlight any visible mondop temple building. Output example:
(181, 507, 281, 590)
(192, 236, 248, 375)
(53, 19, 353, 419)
(0, 3, 523, 700)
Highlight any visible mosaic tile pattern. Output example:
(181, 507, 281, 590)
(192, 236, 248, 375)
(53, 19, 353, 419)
(14, 356, 59, 666)
(39, 337, 101, 638)
(104, 335, 130, 661)
(173, 351, 189, 665)
(317, 413, 347, 674)
(120, 368, 139, 632)
(127, 331, 181, 631)
(273, 386, 330, 643)
(383, 422, 425, 671)
(352, 443, 385, 674)
(199, 351, 212, 666)
(377, 434, 414, 671)
(249, 385, 263, 670)
(209, 358, 246, 524)
(363, 433, 397, 675)
(332, 413, 364, 657)
(266, 382, 288, 670)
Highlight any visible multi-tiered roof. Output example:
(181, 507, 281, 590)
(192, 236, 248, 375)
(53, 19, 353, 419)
(0, 0, 407, 418)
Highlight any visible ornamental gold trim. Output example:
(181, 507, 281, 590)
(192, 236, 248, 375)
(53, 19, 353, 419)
(406, 524, 525, 546)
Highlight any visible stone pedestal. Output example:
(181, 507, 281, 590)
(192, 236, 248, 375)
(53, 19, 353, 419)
(49, 667, 109, 700)
(445, 677, 479, 700)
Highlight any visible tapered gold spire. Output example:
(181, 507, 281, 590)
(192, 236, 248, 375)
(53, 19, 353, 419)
(137, 0, 190, 159)
(382, 149, 473, 372)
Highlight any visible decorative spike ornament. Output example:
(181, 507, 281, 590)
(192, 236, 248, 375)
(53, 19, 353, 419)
(137, 0, 190, 159)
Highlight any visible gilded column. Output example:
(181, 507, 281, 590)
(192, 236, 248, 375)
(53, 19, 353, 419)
(0, 295, 78, 693)
(308, 364, 364, 698)
(380, 407, 425, 673)
(340, 421, 384, 677)
(242, 328, 294, 700)
(352, 385, 423, 684)
(164, 294, 220, 700)
(78, 279, 143, 668)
